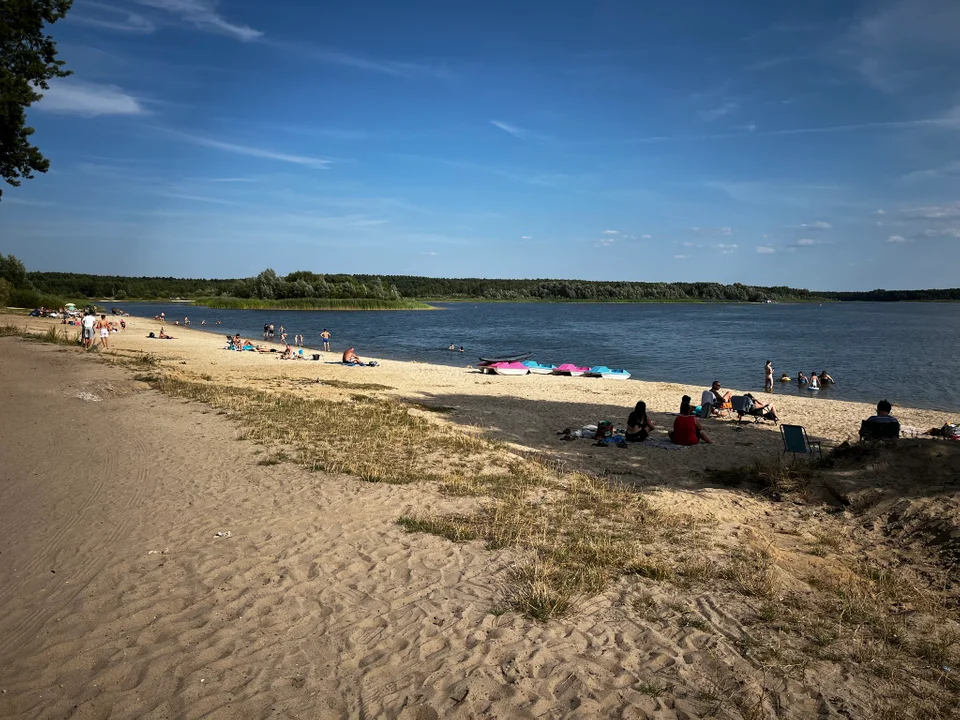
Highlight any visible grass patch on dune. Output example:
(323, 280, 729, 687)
(151, 373, 493, 485)
(1, 323, 80, 346)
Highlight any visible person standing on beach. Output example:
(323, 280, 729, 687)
(764, 360, 774, 392)
(81, 311, 96, 349)
(95, 314, 111, 349)
(321, 329, 331, 352)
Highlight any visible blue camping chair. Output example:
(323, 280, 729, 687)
(780, 424, 822, 462)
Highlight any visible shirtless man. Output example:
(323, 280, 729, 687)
(321, 329, 331, 352)
(95, 314, 111, 349)
(342, 347, 363, 365)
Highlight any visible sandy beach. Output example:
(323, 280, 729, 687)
(2, 311, 958, 719)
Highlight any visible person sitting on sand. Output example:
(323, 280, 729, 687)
(342, 347, 364, 365)
(625, 401, 655, 442)
(231, 333, 242, 350)
(279, 344, 296, 359)
(797, 371, 808, 385)
(820, 370, 835, 385)
(158, 327, 173, 339)
(669, 396, 713, 445)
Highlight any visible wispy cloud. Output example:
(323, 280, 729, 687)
(395, 153, 573, 187)
(520, 235, 532, 240)
(640, 234, 652, 239)
(69, 1, 156, 33)
(902, 160, 960, 183)
(789, 220, 832, 230)
(490, 120, 544, 142)
(794, 238, 822, 247)
(133, 0, 261, 41)
(924, 228, 960, 238)
(846, 0, 960, 92)
(673, 254, 690, 260)
(756, 245, 776, 254)
(269, 40, 453, 79)
(901, 203, 960, 219)
(602, 229, 620, 235)
(887, 235, 908, 243)
(745, 56, 795, 72)
(699, 102, 738, 121)
(37, 79, 146, 116)
(717, 243, 738, 254)
(420, 251, 439, 256)
(690, 226, 734, 236)
(166, 131, 334, 169)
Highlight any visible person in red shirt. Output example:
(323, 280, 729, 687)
(669, 396, 714, 445)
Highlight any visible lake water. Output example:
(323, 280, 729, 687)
(124, 301, 960, 412)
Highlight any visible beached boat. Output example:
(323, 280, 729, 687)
(522, 360, 557, 375)
(584, 366, 632, 380)
(478, 352, 532, 364)
(552, 363, 589, 377)
(487, 361, 530, 376)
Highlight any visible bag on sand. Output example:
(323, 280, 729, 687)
(596, 420, 614, 439)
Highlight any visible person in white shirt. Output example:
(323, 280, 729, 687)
(81, 312, 96, 349)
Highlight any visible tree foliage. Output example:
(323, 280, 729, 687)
(0, 0, 73, 200)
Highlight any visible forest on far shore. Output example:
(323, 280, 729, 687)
(4, 256, 959, 307)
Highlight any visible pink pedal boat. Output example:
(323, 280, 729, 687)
(552, 363, 589, 377)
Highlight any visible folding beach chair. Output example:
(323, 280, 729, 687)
(859, 420, 900, 442)
(731, 395, 760, 425)
(780, 424, 822, 462)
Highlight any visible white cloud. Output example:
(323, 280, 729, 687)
(69, 2, 156, 33)
(490, 120, 545, 142)
(167, 131, 333, 169)
(717, 243, 738, 254)
(420, 251, 439, 256)
(520, 235, 532, 240)
(699, 102, 738, 121)
(901, 203, 960, 219)
(736, 123, 758, 132)
(924, 228, 960, 238)
(602, 229, 620, 235)
(887, 235, 908, 243)
(673, 254, 690, 260)
(795, 238, 821, 246)
(876, 209, 886, 215)
(718, 226, 733, 236)
(37, 79, 145, 116)
(133, 0, 261, 41)
(690, 226, 734, 237)
(756, 245, 776, 254)
(640, 233, 652, 239)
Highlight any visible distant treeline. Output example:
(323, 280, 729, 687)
(197, 297, 432, 311)
(826, 289, 960, 302)
(17, 264, 960, 305)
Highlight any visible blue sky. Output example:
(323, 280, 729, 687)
(3, 0, 960, 290)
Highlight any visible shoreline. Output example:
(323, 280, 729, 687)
(6, 311, 950, 457)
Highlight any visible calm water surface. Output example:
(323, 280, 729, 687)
(126, 302, 960, 412)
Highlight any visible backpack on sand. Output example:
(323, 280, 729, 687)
(596, 420, 614, 439)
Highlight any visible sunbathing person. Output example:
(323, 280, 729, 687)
(669, 396, 713, 445)
(342, 347, 364, 365)
(625, 401, 655, 442)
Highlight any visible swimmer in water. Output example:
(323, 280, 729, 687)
(820, 371, 835, 385)
(798, 371, 808, 385)
(779, 373, 790, 382)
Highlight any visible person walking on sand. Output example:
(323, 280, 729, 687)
(765, 360, 774, 392)
(321, 329, 331, 352)
(95, 314, 111, 349)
